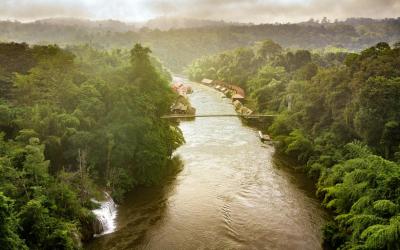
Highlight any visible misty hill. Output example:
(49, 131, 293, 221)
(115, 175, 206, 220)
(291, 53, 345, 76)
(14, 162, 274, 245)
(15, 17, 235, 33)
(35, 18, 137, 32)
(0, 17, 399, 72)
(34, 17, 232, 31)
(138, 17, 237, 30)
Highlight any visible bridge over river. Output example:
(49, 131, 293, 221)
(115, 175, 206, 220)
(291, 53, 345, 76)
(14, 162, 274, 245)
(88, 77, 328, 250)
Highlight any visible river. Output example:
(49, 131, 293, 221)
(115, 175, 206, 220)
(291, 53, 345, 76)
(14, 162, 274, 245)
(87, 77, 328, 250)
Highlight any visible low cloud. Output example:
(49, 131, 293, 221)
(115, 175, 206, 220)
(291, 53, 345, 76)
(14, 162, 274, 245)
(149, 0, 400, 23)
(0, 0, 399, 23)
(0, 0, 89, 21)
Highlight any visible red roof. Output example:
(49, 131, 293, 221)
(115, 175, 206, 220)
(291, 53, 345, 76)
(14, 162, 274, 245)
(207, 79, 246, 97)
(230, 85, 245, 97)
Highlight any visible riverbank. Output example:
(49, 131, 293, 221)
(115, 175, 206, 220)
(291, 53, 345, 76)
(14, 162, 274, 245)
(170, 81, 196, 115)
(87, 78, 328, 249)
(200, 78, 254, 116)
(186, 42, 400, 249)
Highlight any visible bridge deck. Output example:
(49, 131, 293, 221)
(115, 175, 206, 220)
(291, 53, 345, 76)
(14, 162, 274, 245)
(161, 114, 277, 119)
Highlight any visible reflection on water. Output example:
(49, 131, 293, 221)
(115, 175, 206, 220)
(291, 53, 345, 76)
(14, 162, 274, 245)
(87, 78, 328, 250)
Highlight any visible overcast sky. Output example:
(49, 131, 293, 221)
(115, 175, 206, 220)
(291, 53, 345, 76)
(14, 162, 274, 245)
(1, 0, 399, 23)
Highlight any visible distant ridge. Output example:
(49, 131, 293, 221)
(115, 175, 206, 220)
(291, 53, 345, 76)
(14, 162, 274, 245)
(34, 17, 137, 32)
(0, 17, 399, 72)
(138, 16, 244, 31)
(5, 17, 244, 32)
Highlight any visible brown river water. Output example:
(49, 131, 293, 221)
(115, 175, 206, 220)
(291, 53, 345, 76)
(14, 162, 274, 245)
(87, 77, 328, 250)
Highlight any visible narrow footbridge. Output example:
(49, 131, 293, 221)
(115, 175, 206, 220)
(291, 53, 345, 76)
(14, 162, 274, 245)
(161, 114, 277, 119)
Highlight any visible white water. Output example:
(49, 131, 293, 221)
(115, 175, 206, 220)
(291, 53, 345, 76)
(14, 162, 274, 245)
(92, 192, 118, 235)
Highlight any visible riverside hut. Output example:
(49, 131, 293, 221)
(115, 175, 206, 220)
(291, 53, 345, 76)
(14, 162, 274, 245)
(230, 85, 245, 98)
(201, 79, 214, 85)
(232, 94, 245, 102)
(233, 100, 243, 110)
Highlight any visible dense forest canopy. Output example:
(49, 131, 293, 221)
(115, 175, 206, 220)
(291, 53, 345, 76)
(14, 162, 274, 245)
(1, 5, 400, 248)
(188, 40, 400, 249)
(0, 42, 183, 249)
(0, 17, 399, 72)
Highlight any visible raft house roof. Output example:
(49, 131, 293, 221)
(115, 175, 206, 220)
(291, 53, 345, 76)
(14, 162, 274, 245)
(213, 80, 226, 86)
(201, 79, 214, 84)
(232, 94, 245, 100)
(172, 82, 183, 87)
(171, 102, 188, 111)
(229, 85, 245, 97)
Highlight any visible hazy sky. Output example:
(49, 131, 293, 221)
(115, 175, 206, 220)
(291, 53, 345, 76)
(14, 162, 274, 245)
(1, 0, 399, 23)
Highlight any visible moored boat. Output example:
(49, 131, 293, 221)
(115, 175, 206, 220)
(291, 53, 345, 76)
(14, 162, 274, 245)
(258, 131, 271, 143)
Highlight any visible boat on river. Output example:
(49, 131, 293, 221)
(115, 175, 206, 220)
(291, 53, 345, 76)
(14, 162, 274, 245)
(88, 78, 328, 250)
(258, 131, 271, 143)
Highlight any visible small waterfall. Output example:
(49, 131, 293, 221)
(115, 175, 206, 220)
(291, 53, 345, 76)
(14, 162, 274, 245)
(92, 192, 118, 236)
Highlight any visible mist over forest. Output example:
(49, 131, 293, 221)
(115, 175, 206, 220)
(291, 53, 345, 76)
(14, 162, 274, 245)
(1, 17, 400, 71)
(1, 1, 400, 249)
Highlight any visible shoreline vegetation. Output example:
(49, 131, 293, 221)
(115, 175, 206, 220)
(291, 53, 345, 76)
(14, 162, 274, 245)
(187, 40, 400, 249)
(0, 42, 184, 249)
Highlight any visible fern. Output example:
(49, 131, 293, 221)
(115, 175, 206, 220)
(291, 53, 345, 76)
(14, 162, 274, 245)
(351, 196, 373, 214)
(361, 216, 400, 249)
(343, 141, 372, 160)
(373, 200, 398, 217)
(348, 214, 386, 240)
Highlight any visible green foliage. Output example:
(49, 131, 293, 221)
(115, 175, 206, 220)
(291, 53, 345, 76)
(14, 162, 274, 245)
(361, 216, 400, 250)
(0, 42, 183, 248)
(322, 221, 347, 250)
(1, 18, 400, 72)
(0, 193, 27, 250)
(284, 130, 313, 163)
(373, 200, 398, 217)
(188, 41, 400, 249)
(319, 154, 400, 248)
(355, 77, 400, 158)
